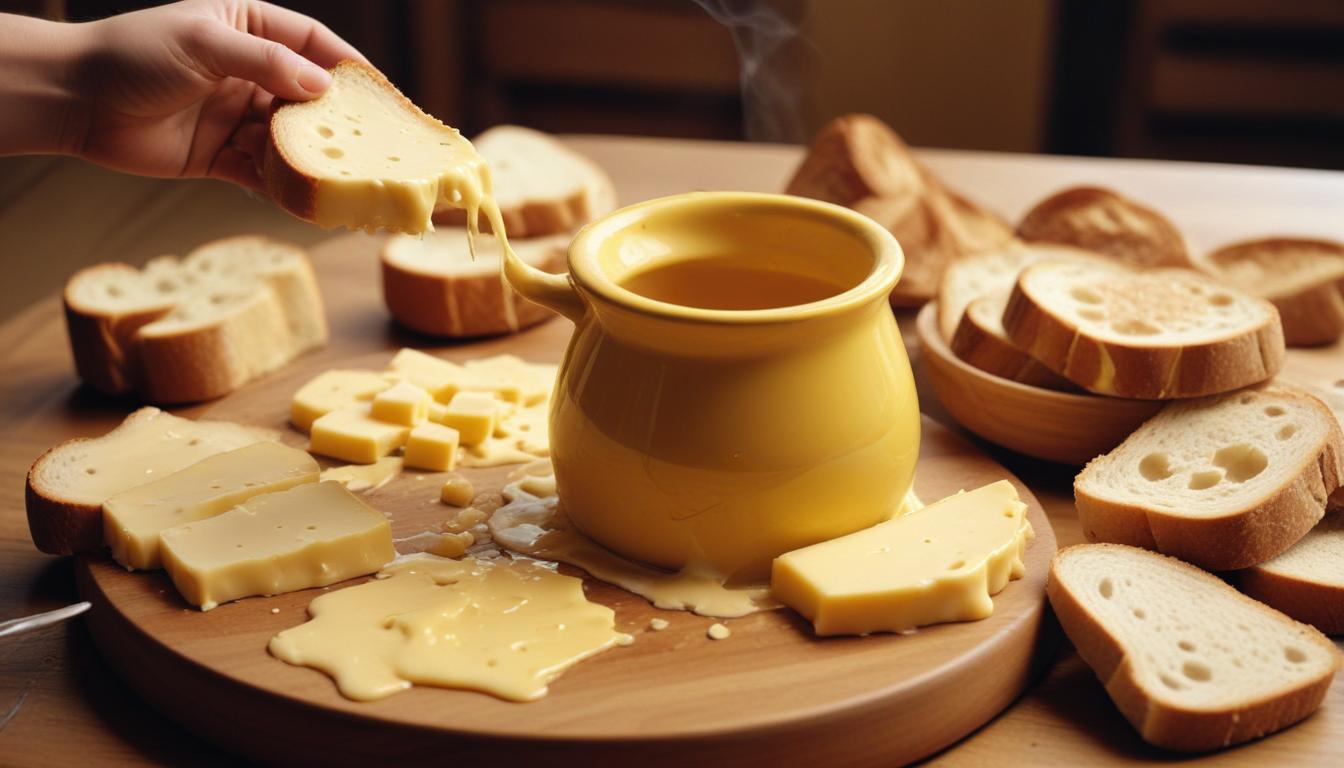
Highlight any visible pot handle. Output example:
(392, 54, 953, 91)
(503, 245, 587, 323)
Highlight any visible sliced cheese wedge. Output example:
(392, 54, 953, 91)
(291, 369, 390, 432)
(159, 481, 395, 610)
(103, 442, 319, 570)
(771, 480, 1033, 636)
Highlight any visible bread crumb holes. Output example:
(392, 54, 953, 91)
(1277, 425, 1297, 440)
(1099, 578, 1113, 598)
(1188, 470, 1222, 490)
(316, 126, 333, 138)
(323, 147, 344, 159)
(1182, 660, 1212, 682)
(1113, 319, 1160, 336)
(1140, 452, 1174, 481)
(1285, 647, 1307, 664)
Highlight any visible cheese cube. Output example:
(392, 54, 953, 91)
(440, 392, 501, 446)
(370, 380, 431, 426)
(291, 370, 390, 432)
(771, 480, 1032, 636)
(428, 400, 448, 423)
(159, 482, 395, 610)
(310, 405, 410, 464)
(103, 442, 320, 570)
(384, 349, 464, 402)
(403, 423, 460, 472)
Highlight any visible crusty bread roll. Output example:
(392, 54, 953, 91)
(1202, 238, 1344, 347)
(1017, 186, 1193, 269)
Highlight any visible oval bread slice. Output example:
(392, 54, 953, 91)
(1202, 238, 1344, 347)
(1240, 508, 1344, 635)
(1003, 261, 1285, 398)
(1017, 186, 1192, 269)
(1074, 384, 1344, 570)
(381, 230, 567, 337)
(1048, 543, 1340, 752)
(784, 113, 925, 206)
(950, 290, 1074, 389)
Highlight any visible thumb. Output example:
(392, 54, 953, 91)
(185, 21, 331, 101)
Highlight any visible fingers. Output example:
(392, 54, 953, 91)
(245, 0, 367, 68)
(210, 143, 264, 193)
(184, 21, 330, 101)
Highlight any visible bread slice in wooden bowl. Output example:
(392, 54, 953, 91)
(1074, 384, 1344, 570)
(1048, 543, 1340, 752)
(950, 290, 1073, 389)
(1017, 186, 1193, 269)
(1202, 238, 1344, 347)
(1003, 261, 1285, 399)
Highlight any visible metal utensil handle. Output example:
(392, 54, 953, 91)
(0, 601, 91, 639)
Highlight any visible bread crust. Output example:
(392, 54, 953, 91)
(1240, 565, 1344, 635)
(949, 298, 1073, 389)
(381, 242, 566, 337)
(26, 438, 104, 555)
(1205, 238, 1344, 347)
(785, 113, 924, 205)
(1074, 386, 1344, 570)
(1017, 187, 1192, 269)
(1047, 543, 1341, 752)
(63, 264, 176, 395)
(1003, 265, 1286, 399)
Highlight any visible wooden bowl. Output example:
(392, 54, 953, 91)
(915, 303, 1163, 465)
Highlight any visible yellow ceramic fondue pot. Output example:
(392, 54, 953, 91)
(503, 191, 920, 582)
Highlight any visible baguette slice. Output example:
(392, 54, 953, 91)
(265, 61, 485, 235)
(937, 241, 1108, 342)
(64, 236, 325, 404)
(432, 125, 616, 237)
(1202, 238, 1344, 347)
(950, 290, 1074, 389)
(26, 407, 278, 555)
(784, 113, 925, 206)
(381, 230, 568, 337)
(1003, 261, 1285, 398)
(1074, 384, 1344, 570)
(1017, 187, 1193, 269)
(1048, 543, 1340, 752)
(1240, 508, 1344, 634)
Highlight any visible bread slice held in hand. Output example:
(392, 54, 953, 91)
(381, 229, 568, 337)
(432, 125, 616, 237)
(1074, 384, 1344, 570)
(64, 236, 326, 404)
(26, 407, 278, 555)
(1240, 508, 1344, 634)
(950, 290, 1073, 389)
(1017, 187, 1192, 269)
(1003, 261, 1285, 398)
(1048, 543, 1340, 752)
(1202, 238, 1344, 347)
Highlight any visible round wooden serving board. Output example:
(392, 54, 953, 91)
(73, 239, 1059, 767)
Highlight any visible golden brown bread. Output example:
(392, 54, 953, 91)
(1017, 187, 1193, 269)
(1203, 238, 1344, 347)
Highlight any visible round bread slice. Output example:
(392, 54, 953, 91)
(1003, 261, 1285, 398)
(431, 125, 617, 237)
(1202, 238, 1344, 347)
(784, 113, 926, 206)
(950, 290, 1073, 389)
(1017, 187, 1192, 269)
(1048, 543, 1340, 752)
(1074, 383, 1344, 571)
(382, 230, 568, 337)
(1240, 508, 1344, 634)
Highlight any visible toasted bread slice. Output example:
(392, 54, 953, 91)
(265, 61, 486, 235)
(1240, 508, 1344, 634)
(1074, 384, 1344, 570)
(950, 290, 1074, 389)
(784, 113, 925, 206)
(937, 242, 1108, 342)
(1202, 238, 1344, 347)
(26, 407, 278, 555)
(1048, 543, 1340, 752)
(432, 125, 616, 237)
(381, 230, 568, 337)
(1003, 261, 1284, 398)
(64, 236, 325, 404)
(1017, 187, 1192, 269)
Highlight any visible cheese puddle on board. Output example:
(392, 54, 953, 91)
(103, 442, 319, 570)
(269, 554, 632, 702)
(771, 480, 1033, 637)
(487, 461, 923, 619)
(159, 481, 395, 611)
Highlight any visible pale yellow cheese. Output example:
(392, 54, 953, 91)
(310, 404, 410, 464)
(370, 380, 431, 426)
(159, 481, 395, 611)
(320, 456, 403, 492)
(441, 392, 501, 446)
(428, 400, 448, 423)
(268, 554, 632, 701)
(291, 370, 390, 432)
(403, 423, 460, 472)
(771, 480, 1033, 636)
(103, 442, 319, 571)
(385, 349, 463, 401)
(440, 474, 474, 506)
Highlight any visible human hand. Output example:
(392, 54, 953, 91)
(69, 0, 364, 191)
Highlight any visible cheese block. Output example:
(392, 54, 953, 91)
(159, 481, 396, 611)
(403, 423, 460, 472)
(383, 349, 551, 405)
(384, 348, 464, 400)
(26, 407, 278, 555)
(370, 380, 432, 426)
(309, 404, 410, 464)
(104, 442, 320, 570)
(440, 392, 502, 446)
(771, 480, 1032, 636)
(291, 370, 390, 432)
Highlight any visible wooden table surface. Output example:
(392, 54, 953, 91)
(1, 136, 1342, 766)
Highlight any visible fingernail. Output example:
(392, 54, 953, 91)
(297, 64, 331, 95)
